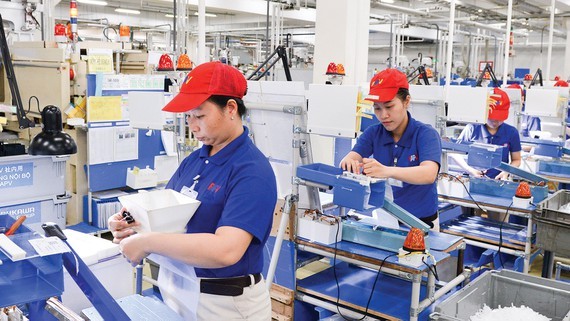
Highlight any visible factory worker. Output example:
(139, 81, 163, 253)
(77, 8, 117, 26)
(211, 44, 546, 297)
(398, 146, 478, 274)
(108, 62, 277, 321)
(452, 87, 522, 181)
(507, 83, 541, 138)
(340, 68, 442, 231)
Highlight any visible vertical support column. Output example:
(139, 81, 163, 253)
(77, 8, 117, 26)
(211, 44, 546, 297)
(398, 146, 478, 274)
(312, 0, 370, 86)
(197, 0, 206, 64)
(546, 0, 556, 81)
(311, 0, 370, 165)
(502, 0, 513, 86)
(564, 18, 570, 79)
(444, 0, 456, 102)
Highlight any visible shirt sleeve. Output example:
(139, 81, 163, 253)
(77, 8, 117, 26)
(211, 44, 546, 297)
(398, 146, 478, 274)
(509, 126, 522, 153)
(352, 125, 377, 157)
(456, 124, 475, 144)
(417, 126, 442, 166)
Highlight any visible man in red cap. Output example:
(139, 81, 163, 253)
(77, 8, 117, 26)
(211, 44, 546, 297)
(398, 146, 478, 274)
(340, 68, 442, 230)
(108, 61, 276, 320)
(452, 87, 522, 181)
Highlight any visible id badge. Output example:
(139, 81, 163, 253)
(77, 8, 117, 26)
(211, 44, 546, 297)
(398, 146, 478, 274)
(180, 185, 199, 199)
(387, 178, 403, 188)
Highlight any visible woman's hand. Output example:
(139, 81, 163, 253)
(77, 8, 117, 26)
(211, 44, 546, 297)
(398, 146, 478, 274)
(119, 233, 150, 266)
(340, 153, 363, 174)
(108, 207, 139, 244)
(495, 171, 510, 180)
(361, 158, 390, 178)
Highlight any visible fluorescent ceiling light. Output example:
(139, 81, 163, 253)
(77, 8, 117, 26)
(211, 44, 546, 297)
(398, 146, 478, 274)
(115, 8, 140, 14)
(380, 0, 395, 3)
(194, 12, 217, 17)
(165, 14, 188, 18)
(77, 0, 108, 5)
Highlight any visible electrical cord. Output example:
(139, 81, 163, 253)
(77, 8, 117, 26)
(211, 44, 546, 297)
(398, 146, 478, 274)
(331, 217, 397, 320)
(27, 95, 40, 114)
(439, 173, 488, 214)
(497, 201, 513, 270)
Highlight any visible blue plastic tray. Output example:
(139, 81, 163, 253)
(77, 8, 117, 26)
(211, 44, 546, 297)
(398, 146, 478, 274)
(0, 215, 64, 307)
(469, 178, 548, 203)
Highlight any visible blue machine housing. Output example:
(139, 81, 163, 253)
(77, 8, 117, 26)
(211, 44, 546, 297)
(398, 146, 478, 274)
(296, 163, 385, 211)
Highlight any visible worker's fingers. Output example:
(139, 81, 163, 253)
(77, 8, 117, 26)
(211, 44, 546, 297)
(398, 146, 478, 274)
(112, 228, 136, 244)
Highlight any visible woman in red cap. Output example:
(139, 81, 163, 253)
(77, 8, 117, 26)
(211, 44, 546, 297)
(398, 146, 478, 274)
(507, 83, 541, 138)
(108, 61, 277, 320)
(340, 68, 442, 230)
(452, 87, 522, 181)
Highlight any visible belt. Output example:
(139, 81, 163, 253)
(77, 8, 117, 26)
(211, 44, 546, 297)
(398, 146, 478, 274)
(200, 273, 262, 297)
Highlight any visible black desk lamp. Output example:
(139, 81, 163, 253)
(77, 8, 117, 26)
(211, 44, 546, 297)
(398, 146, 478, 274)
(0, 14, 76, 155)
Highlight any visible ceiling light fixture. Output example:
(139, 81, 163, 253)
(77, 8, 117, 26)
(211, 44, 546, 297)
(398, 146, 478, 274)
(477, 9, 482, 12)
(165, 14, 188, 18)
(77, 0, 108, 6)
(193, 12, 217, 17)
(379, 0, 395, 3)
(115, 8, 140, 14)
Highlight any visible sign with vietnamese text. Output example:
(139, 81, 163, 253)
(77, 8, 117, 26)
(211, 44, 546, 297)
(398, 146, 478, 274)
(0, 162, 33, 189)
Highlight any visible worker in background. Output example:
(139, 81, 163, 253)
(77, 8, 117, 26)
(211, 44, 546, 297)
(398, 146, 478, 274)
(108, 62, 277, 321)
(507, 83, 541, 138)
(340, 68, 442, 231)
(451, 88, 521, 181)
(451, 88, 522, 222)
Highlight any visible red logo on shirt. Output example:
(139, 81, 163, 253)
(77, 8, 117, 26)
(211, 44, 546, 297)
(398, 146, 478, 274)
(207, 182, 221, 192)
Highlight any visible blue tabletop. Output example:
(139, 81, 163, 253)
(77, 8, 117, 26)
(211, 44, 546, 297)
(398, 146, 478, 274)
(297, 262, 458, 321)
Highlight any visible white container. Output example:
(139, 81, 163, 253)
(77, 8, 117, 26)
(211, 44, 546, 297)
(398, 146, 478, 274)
(118, 189, 200, 233)
(0, 194, 70, 234)
(297, 216, 342, 245)
(0, 155, 68, 207)
(62, 229, 133, 314)
(126, 166, 159, 190)
(437, 178, 469, 198)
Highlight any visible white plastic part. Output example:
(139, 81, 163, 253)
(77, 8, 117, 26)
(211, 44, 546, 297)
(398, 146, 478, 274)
(0, 234, 26, 261)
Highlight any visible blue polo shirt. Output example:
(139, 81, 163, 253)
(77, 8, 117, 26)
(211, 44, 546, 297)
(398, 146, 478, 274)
(352, 112, 442, 219)
(456, 123, 522, 178)
(166, 126, 277, 278)
(520, 115, 541, 137)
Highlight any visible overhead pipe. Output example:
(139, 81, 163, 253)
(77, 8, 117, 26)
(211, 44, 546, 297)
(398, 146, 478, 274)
(374, 2, 528, 36)
(503, 0, 513, 86)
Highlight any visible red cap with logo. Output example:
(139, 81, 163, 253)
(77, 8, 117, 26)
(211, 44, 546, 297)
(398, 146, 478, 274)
(507, 83, 524, 98)
(488, 87, 510, 121)
(365, 68, 409, 103)
(554, 80, 569, 87)
(162, 62, 247, 113)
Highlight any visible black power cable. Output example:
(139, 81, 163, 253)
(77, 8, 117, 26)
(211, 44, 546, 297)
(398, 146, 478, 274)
(331, 217, 397, 320)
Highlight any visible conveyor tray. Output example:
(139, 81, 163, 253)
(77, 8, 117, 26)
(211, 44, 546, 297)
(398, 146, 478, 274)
(441, 214, 535, 250)
(297, 262, 457, 321)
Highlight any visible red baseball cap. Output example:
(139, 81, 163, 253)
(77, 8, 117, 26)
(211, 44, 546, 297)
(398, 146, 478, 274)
(554, 80, 569, 87)
(365, 68, 409, 103)
(162, 61, 247, 113)
(507, 83, 524, 97)
(488, 87, 510, 121)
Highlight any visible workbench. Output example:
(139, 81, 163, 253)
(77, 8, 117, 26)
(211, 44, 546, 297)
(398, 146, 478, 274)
(295, 231, 465, 321)
(438, 193, 537, 273)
